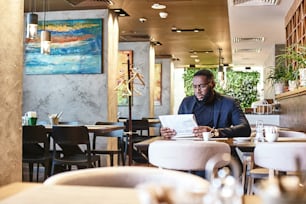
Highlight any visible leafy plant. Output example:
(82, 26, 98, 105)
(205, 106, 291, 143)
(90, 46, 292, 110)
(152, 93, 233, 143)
(182, 68, 260, 109)
(285, 65, 299, 81)
(224, 70, 259, 109)
(267, 64, 288, 84)
(279, 44, 306, 69)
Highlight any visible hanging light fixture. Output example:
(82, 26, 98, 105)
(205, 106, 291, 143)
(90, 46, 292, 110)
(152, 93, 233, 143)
(41, 0, 51, 54)
(26, 0, 38, 39)
(218, 48, 224, 82)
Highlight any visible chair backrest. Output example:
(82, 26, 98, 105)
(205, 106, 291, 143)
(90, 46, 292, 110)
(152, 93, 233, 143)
(51, 126, 90, 155)
(93, 121, 125, 151)
(254, 142, 306, 172)
(23, 125, 49, 156)
(23, 125, 49, 144)
(124, 119, 150, 136)
(44, 166, 210, 193)
(148, 140, 231, 171)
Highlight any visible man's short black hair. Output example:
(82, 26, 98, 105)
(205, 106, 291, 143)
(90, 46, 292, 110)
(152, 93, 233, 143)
(193, 69, 214, 80)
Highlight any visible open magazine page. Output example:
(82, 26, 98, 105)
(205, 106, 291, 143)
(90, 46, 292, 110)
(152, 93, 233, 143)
(159, 114, 198, 138)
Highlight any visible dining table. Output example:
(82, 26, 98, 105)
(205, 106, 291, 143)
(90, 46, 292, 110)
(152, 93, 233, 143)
(0, 182, 262, 204)
(43, 124, 125, 134)
(134, 134, 306, 157)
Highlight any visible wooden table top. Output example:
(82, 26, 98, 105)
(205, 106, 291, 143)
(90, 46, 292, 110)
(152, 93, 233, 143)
(0, 182, 261, 204)
(43, 124, 124, 134)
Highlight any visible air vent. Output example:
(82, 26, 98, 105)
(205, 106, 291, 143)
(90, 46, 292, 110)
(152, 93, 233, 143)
(233, 0, 280, 6)
(233, 37, 265, 43)
(65, 0, 113, 7)
(234, 48, 261, 53)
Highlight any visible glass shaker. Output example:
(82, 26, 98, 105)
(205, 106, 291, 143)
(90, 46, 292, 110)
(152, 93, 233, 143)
(255, 120, 264, 143)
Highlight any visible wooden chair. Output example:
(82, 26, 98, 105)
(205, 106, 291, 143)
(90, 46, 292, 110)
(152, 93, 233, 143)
(124, 119, 153, 163)
(22, 125, 51, 182)
(92, 121, 126, 166)
(50, 126, 101, 175)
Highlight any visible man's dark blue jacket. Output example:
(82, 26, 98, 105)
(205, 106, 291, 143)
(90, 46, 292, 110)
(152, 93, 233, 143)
(178, 92, 251, 137)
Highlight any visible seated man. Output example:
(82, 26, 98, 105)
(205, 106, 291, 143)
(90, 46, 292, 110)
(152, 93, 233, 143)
(161, 69, 251, 139)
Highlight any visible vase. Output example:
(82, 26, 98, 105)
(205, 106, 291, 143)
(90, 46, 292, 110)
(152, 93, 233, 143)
(288, 80, 298, 91)
(274, 82, 284, 95)
(299, 68, 306, 87)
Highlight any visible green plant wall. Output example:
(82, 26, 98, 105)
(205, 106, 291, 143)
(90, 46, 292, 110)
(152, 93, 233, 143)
(182, 68, 260, 109)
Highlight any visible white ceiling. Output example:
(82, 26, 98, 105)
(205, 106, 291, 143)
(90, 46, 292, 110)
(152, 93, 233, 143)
(228, 0, 294, 70)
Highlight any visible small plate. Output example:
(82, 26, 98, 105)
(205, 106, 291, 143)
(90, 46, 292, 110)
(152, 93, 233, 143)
(233, 137, 251, 142)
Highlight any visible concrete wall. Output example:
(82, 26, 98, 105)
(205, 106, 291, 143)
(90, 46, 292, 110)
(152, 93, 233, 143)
(0, 0, 24, 186)
(118, 42, 154, 119)
(23, 10, 119, 124)
(154, 58, 173, 116)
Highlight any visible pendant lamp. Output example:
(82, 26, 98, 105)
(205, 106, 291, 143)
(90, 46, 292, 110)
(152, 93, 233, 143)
(41, 0, 51, 55)
(26, 13, 38, 39)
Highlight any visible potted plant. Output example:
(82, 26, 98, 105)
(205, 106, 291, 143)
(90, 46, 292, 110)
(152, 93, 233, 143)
(267, 64, 287, 94)
(278, 44, 306, 87)
(285, 65, 299, 91)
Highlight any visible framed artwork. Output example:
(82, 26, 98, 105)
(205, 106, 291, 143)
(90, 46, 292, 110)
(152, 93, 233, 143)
(154, 63, 162, 105)
(24, 18, 103, 74)
(117, 50, 133, 106)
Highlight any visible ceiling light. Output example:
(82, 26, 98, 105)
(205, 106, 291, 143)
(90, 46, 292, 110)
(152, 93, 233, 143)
(171, 27, 204, 33)
(26, 0, 38, 39)
(159, 12, 168, 18)
(190, 54, 198, 58)
(151, 41, 162, 46)
(139, 17, 147, 23)
(195, 59, 200, 63)
(41, 0, 51, 55)
(112, 8, 129, 17)
(189, 50, 213, 54)
(26, 13, 38, 39)
(151, 3, 166, 9)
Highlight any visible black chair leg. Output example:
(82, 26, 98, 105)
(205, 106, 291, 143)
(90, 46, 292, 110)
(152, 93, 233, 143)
(29, 163, 34, 182)
(36, 163, 40, 182)
(110, 154, 114, 166)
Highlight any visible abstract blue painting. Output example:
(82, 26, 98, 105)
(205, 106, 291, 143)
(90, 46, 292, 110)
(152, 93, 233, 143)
(25, 18, 103, 74)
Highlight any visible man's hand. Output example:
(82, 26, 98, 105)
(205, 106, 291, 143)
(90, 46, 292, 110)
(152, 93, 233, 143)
(193, 126, 213, 138)
(160, 127, 176, 139)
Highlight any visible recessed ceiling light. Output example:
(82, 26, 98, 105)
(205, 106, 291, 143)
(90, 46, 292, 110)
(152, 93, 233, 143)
(190, 54, 198, 58)
(139, 17, 147, 23)
(151, 3, 166, 9)
(172, 27, 204, 33)
(111, 8, 129, 17)
(195, 59, 200, 63)
(159, 12, 168, 18)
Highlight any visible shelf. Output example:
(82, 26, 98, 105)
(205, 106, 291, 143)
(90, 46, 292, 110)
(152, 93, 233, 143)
(275, 86, 306, 100)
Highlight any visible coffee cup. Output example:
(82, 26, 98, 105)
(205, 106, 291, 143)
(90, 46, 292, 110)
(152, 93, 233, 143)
(265, 126, 279, 142)
(28, 117, 37, 126)
(202, 132, 212, 141)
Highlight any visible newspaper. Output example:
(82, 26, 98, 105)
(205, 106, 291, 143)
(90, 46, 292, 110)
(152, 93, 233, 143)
(158, 114, 198, 138)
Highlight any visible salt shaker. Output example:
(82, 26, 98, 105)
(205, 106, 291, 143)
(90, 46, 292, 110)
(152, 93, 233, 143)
(255, 120, 264, 143)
